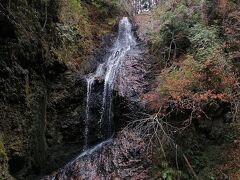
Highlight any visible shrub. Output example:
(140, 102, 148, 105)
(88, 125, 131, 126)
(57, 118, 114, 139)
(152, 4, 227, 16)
(157, 49, 237, 104)
(189, 23, 220, 61)
(59, 0, 88, 27)
(90, 0, 120, 17)
(157, 55, 200, 99)
(148, 0, 224, 66)
(148, 1, 203, 65)
(53, 0, 121, 68)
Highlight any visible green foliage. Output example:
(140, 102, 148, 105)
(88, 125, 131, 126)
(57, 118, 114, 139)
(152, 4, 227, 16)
(60, 0, 86, 23)
(0, 135, 9, 179)
(157, 55, 201, 97)
(189, 23, 220, 61)
(150, 149, 182, 180)
(91, 0, 120, 17)
(54, 0, 120, 67)
(160, 161, 175, 180)
(149, 0, 221, 64)
(149, 0, 237, 101)
(147, 1, 239, 179)
(69, 0, 81, 11)
(148, 2, 195, 63)
(223, 123, 239, 143)
(229, 0, 239, 6)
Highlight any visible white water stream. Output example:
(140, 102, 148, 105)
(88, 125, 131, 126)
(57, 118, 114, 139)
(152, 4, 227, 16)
(84, 17, 137, 147)
(85, 64, 104, 148)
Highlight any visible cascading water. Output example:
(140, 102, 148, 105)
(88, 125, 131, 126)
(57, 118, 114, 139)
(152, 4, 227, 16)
(43, 17, 149, 180)
(84, 77, 93, 148)
(85, 64, 104, 148)
(84, 17, 137, 146)
(100, 17, 137, 137)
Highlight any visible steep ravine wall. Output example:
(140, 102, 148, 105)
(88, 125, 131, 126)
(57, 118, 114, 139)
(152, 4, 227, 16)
(1, 1, 239, 179)
(131, 2, 240, 179)
(0, 1, 122, 179)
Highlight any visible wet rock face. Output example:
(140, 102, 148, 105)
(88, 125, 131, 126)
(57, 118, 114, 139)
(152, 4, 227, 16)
(116, 47, 149, 99)
(0, 51, 87, 179)
(0, 2, 86, 179)
(43, 131, 152, 180)
(44, 71, 86, 174)
(0, 52, 34, 179)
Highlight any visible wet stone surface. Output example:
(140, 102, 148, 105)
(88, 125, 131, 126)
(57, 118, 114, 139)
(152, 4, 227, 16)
(42, 131, 152, 180)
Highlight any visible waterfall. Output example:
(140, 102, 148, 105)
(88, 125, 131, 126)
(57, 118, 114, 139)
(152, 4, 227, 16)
(43, 17, 144, 180)
(84, 17, 136, 147)
(84, 77, 94, 148)
(84, 64, 104, 148)
(100, 17, 137, 137)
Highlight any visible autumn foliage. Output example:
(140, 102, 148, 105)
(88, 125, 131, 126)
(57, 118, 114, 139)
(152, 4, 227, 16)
(158, 49, 238, 109)
(149, 0, 240, 115)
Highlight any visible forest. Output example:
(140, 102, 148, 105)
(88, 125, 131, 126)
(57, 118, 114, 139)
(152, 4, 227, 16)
(0, 0, 239, 179)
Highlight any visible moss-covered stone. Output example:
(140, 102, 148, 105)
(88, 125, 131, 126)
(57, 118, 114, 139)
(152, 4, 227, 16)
(0, 135, 12, 179)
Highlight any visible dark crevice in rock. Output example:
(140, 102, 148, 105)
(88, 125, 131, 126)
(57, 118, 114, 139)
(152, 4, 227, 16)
(0, 15, 16, 40)
(8, 155, 26, 176)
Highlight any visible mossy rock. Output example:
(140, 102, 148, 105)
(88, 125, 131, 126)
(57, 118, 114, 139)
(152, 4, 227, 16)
(0, 135, 12, 180)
